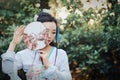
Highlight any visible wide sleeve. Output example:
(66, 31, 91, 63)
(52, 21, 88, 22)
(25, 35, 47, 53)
(1, 51, 22, 80)
(43, 49, 72, 80)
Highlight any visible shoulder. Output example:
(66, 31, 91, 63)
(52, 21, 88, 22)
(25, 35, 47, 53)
(54, 47, 68, 58)
(53, 47, 66, 54)
(58, 48, 66, 54)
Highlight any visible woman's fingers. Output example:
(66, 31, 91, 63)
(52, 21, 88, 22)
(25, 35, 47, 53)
(39, 51, 50, 68)
(12, 25, 25, 45)
(14, 25, 25, 35)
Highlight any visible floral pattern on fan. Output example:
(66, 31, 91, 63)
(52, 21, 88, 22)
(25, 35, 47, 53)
(23, 29, 48, 50)
(23, 22, 48, 50)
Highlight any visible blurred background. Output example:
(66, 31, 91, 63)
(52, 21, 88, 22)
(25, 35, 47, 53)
(0, 0, 120, 80)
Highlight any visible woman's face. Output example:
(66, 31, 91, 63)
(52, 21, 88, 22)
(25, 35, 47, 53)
(43, 22, 56, 45)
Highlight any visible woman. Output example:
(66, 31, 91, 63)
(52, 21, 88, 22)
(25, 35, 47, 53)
(1, 12, 72, 80)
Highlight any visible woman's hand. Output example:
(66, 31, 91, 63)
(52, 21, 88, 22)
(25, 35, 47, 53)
(7, 26, 25, 51)
(39, 51, 50, 69)
(12, 25, 25, 45)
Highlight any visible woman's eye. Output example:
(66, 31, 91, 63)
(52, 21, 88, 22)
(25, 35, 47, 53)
(52, 32, 56, 34)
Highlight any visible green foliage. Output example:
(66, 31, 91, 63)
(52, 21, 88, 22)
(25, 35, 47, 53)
(106, 26, 120, 52)
(0, 0, 40, 53)
(102, 1, 120, 26)
(59, 0, 120, 79)
(60, 18, 109, 74)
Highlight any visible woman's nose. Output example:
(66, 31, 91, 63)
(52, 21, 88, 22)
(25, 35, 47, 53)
(48, 33, 51, 38)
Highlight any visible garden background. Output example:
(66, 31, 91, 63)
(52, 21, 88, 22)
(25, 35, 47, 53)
(0, 0, 120, 80)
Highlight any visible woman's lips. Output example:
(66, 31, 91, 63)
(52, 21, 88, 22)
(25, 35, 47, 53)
(47, 40, 51, 44)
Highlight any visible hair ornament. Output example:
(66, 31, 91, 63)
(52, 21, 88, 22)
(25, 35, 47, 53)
(34, 14, 39, 21)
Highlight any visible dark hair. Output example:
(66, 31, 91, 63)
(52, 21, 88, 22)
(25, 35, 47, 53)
(36, 12, 58, 47)
(37, 12, 57, 27)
